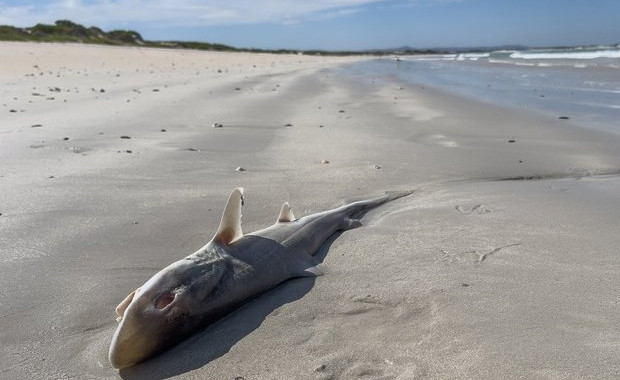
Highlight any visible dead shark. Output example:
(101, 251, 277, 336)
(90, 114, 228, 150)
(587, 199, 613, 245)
(109, 188, 413, 369)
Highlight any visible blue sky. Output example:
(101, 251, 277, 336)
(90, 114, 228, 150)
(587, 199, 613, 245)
(1, 0, 619, 50)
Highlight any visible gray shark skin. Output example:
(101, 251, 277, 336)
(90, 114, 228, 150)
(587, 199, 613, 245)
(108, 188, 413, 369)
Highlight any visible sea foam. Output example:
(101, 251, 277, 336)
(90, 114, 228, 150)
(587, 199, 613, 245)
(511, 49, 620, 60)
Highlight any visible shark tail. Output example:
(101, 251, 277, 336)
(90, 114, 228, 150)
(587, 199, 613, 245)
(342, 190, 415, 221)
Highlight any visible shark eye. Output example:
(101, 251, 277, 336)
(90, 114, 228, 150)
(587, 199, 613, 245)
(155, 293, 175, 310)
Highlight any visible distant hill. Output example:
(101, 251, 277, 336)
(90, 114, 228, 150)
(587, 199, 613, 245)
(0, 19, 416, 56)
(0, 20, 237, 51)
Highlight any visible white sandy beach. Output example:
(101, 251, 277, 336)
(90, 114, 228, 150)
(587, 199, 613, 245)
(1, 42, 620, 379)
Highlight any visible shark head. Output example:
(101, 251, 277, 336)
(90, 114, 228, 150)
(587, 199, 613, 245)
(109, 188, 244, 369)
(108, 256, 227, 369)
(108, 268, 191, 369)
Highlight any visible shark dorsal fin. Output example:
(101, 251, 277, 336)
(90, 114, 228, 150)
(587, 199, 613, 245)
(213, 187, 244, 245)
(277, 202, 296, 223)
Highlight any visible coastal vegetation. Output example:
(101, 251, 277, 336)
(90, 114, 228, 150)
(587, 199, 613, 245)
(0, 20, 239, 51)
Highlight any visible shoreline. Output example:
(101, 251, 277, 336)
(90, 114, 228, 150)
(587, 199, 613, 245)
(349, 56, 620, 136)
(2, 42, 620, 379)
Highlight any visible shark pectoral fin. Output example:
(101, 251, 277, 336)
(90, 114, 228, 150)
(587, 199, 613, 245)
(290, 260, 325, 278)
(213, 187, 244, 245)
(277, 202, 296, 223)
(115, 288, 138, 320)
(303, 265, 325, 277)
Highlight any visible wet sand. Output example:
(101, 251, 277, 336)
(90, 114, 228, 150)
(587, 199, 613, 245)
(1, 42, 620, 379)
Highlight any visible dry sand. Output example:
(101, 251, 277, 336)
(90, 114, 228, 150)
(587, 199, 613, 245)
(1, 42, 620, 379)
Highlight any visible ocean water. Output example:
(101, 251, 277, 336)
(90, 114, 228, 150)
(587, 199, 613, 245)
(350, 46, 620, 134)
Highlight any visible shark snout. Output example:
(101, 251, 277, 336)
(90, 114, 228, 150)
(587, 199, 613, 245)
(109, 306, 163, 368)
(109, 288, 183, 368)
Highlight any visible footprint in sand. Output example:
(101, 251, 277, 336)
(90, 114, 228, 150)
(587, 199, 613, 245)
(342, 362, 389, 379)
(455, 204, 492, 215)
(441, 243, 522, 264)
(311, 358, 395, 380)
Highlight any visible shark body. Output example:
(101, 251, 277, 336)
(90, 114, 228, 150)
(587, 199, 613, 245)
(109, 188, 412, 369)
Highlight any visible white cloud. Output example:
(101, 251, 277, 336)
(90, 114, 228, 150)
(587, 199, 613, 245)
(62, 0, 80, 9)
(0, 0, 395, 28)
